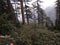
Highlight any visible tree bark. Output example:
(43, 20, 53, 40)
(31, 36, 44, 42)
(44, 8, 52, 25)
(20, 0, 25, 24)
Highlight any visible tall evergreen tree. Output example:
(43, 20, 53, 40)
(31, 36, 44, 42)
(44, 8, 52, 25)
(56, 0, 60, 30)
(0, 0, 11, 35)
(0, 0, 20, 35)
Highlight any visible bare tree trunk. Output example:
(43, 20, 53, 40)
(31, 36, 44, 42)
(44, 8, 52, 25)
(20, 0, 25, 24)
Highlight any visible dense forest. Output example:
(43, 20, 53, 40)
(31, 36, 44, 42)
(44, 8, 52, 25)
(0, 0, 60, 45)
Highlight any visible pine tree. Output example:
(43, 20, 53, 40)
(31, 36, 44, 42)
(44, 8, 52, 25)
(0, 0, 20, 35)
(56, 0, 60, 30)
(0, 0, 11, 35)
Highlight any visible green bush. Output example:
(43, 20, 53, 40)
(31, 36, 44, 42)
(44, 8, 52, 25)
(12, 24, 60, 45)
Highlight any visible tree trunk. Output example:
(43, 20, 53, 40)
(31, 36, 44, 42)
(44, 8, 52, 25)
(37, 1, 41, 24)
(25, 4, 29, 24)
(20, 0, 25, 24)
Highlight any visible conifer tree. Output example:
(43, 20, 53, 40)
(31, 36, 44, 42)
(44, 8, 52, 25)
(56, 0, 60, 30)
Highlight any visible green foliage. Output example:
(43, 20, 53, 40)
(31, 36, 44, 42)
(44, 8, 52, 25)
(10, 24, 60, 45)
(0, 0, 60, 45)
(0, 13, 20, 35)
(0, 13, 12, 35)
(0, 0, 20, 35)
(0, 0, 7, 15)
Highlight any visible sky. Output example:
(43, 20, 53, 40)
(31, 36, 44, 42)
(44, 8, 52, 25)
(30, 0, 56, 9)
